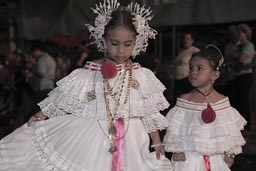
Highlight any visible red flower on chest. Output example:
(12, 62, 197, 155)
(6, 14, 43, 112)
(101, 62, 118, 79)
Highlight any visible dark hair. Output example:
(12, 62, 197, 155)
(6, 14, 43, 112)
(183, 32, 194, 39)
(191, 45, 229, 85)
(237, 23, 252, 40)
(104, 7, 137, 37)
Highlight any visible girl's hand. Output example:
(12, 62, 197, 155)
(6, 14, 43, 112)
(153, 145, 165, 160)
(173, 152, 186, 161)
(149, 131, 165, 160)
(28, 111, 47, 126)
(224, 154, 235, 168)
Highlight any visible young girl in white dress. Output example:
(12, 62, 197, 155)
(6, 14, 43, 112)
(164, 44, 246, 171)
(0, 1, 173, 170)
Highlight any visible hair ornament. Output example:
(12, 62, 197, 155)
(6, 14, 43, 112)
(86, 0, 157, 57)
(86, 0, 120, 52)
(205, 44, 225, 71)
(127, 3, 157, 57)
(217, 57, 224, 71)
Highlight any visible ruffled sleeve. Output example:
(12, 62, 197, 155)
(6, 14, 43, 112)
(38, 68, 94, 118)
(133, 68, 170, 133)
(163, 98, 247, 155)
(142, 112, 169, 133)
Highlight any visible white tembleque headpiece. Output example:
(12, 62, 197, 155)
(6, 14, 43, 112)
(86, 0, 157, 58)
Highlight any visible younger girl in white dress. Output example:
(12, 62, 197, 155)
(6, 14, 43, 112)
(0, 0, 173, 170)
(164, 44, 246, 171)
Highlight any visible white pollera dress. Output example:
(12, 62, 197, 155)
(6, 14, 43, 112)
(0, 62, 173, 171)
(164, 98, 246, 171)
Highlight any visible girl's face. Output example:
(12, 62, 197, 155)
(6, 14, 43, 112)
(105, 26, 135, 64)
(188, 56, 219, 89)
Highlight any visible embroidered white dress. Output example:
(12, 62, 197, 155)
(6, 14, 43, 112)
(0, 62, 173, 171)
(163, 98, 246, 171)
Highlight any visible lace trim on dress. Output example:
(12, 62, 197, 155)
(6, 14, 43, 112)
(142, 93, 169, 115)
(142, 112, 169, 133)
(38, 88, 84, 118)
(164, 135, 245, 155)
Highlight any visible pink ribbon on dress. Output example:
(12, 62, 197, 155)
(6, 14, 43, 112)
(203, 155, 211, 171)
(112, 118, 125, 171)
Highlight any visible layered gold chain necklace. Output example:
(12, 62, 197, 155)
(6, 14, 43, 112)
(99, 60, 132, 153)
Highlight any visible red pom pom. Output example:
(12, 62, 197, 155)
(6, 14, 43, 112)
(201, 103, 216, 124)
(101, 62, 118, 79)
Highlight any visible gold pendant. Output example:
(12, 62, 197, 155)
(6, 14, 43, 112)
(86, 90, 96, 102)
(109, 119, 116, 136)
(123, 112, 128, 118)
(108, 142, 117, 154)
(113, 95, 119, 103)
(131, 79, 139, 89)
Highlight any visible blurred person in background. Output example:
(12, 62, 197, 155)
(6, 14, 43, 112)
(234, 23, 255, 131)
(26, 44, 56, 120)
(173, 32, 200, 102)
(223, 25, 241, 106)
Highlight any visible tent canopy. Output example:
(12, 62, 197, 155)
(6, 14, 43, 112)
(20, 0, 95, 39)
(19, 0, 256, 39)
(149, 0, 256, 26)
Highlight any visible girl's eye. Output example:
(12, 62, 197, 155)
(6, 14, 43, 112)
(198, 66, 203, 71)
(125, 41, 133, 47)
(189, 66, 204, 72)
(189, 66, 194, 72)
(111, 42, 118, 46)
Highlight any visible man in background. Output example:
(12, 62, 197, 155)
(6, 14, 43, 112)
(26, 44, 56, 116)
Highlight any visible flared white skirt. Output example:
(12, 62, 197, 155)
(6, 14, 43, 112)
(0, 115, 172, 171)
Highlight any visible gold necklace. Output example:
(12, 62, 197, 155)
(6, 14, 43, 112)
(97, 61, 132, 153)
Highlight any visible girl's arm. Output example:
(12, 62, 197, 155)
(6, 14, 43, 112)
(150, 131, 165, 160)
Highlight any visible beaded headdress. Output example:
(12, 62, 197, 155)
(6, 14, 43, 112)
(86, 0, 157, 57)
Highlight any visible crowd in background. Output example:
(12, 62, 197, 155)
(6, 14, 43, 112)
(0, 22, 255, 138)
(0, 41, 101, 138)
